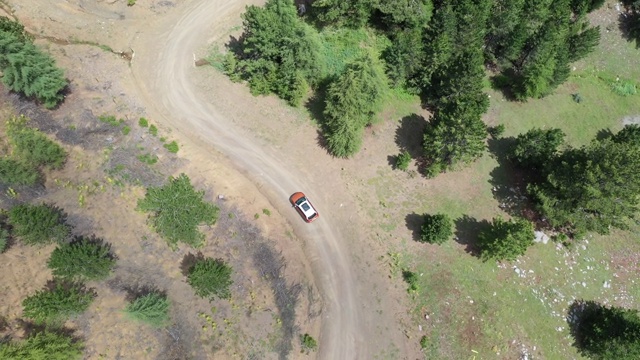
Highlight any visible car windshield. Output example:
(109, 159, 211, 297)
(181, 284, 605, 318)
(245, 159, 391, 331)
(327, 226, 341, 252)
(295, 197, 307, 206)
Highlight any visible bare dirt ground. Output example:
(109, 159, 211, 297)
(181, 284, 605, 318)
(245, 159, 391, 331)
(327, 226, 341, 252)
(0, 0, 420, 359)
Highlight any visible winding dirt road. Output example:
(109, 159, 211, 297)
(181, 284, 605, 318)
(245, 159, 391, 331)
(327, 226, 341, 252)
(129, 0, 366, 358)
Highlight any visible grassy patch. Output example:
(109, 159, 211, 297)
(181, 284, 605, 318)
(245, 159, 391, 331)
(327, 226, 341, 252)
(137, 153, 158, 165)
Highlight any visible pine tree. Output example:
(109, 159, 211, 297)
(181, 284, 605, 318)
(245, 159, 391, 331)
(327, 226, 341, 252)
(530, 129, 640, 235)
(575, 303, 640, 359)
(312, 0, 374, 28)
(323, 54, 387, 157)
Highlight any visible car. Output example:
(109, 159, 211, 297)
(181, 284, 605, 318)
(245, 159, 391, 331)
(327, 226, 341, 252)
(289, 192, 320, 223)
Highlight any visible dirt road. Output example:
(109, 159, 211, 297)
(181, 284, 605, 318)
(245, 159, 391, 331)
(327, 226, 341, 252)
(129, 0, 365, 358)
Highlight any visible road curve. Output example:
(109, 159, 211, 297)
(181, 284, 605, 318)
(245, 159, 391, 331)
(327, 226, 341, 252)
(129, 0, 364, 358)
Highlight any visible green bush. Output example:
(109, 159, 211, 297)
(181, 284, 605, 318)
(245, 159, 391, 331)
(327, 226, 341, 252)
(47, 236, 116, 281)
(419, 213, 453, 244)
(419, 335, 429, 350)
(136, 174, 219, 247)
(22, 282, 95, 324)
(395, 151, 412, 171)
(124, 292, 171, 328)
(0, 330, 84, 360)
(98, 115, 124, 127)
(8, 203, 71, 245)
(402, 269, 419, 293)
(138, 117, 149, 127)
(7, 116, 67, 169)
(122, 125, 131, 135)
(300, 333, 318, 353)
(0, 27, 68, 109)
(0, 158, 39, 185)
(137, 153, 158, 165)
(611, 81, 637, 96)
(187, 257, 233, 300)
(148, 124, 158, 136)
(0, 227, 8, 253)
(163, 141, 179, 153)
(478, 217, 535, 262)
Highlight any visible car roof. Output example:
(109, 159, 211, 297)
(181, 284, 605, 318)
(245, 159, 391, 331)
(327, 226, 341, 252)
(298, 198, 317, 217)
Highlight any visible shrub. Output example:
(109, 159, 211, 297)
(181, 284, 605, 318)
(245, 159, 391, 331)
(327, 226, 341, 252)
(402, 269, 419, 293)
(47, 236, 116, 281)
(22, 282, 95, 324)
(0, 29, 68, 109)
(419, 213, 453, 244)
(148, 124, 158, 136)
(395, 150, 412, 171)
(611, 81, 637, 96)
(127, 0, 136, 6)
(138, 117, 149, 127)
(419, 335, 429, 350)
(6, 116, 67, 169)
(0, 158, 39, 185)
(137, 153, 158, 165)
(187, 257, 233, 300)
(508, 128, 566, 171)
(262, 208, 271, 216)
(0, 227, 8, 253)
(124, 292, 171, 328)
(98, 115, 123, 127)
(136, 174, 219, 247)
(478, 217, 535, 262)
(8, 203, 71, 245)
(163, 141, 179, 153)
(122, 125, 131, 135)
(300, 333, 318, 353)
(0, 330, 84, 359)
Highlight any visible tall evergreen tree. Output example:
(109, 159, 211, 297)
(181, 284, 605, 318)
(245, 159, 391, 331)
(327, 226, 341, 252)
(323, 53, 387, 157)
(574, 303, 640, 359)
(530, 128, 640, 235)
(231, 0, 323, 106)
(312, 0, 374, 28)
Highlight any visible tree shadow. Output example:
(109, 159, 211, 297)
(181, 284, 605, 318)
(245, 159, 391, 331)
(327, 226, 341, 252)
(454, 215, 491, 258)
(394, 114, 428, 159)
(566, 299, 609, 358)
(15, 319, 78, 338)
(180, 252, 205, 277)
(488, 70, 519, 101)
(595, 128, 614, 142)
(405, 212, 424, 241)
(122, 283, 166, 302)
(487, 136, 537, 220)
(619, 9, 640, 48)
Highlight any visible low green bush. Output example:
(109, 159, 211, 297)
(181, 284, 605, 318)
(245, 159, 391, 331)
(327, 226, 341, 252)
(137, 153, 158, 165)
(0, 158, 39, 185)
(395, 150, 411, 171)
(138, 117, 149, 127)
(22, 282, 95, 324)
(0, 227, 8, 253)
(0, 330, 84, 359)
(148, 124, 158, 136)
(187, 257, 233, 300)
(98, 115, 124, 127)
(122, 125, 131, 135)
(478, 217, 535, 262)
(6, 116, 67, 169)
(402, 269, 419, 293)
(136, 174, 219, 247)
(124, 292, 171, 328)
(163, 141, 179, 153)
(47, 236, 116, 281)
(419, 213, 453, 245)
(300, 333, 318, 353)
(8, 203, 71, 245)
